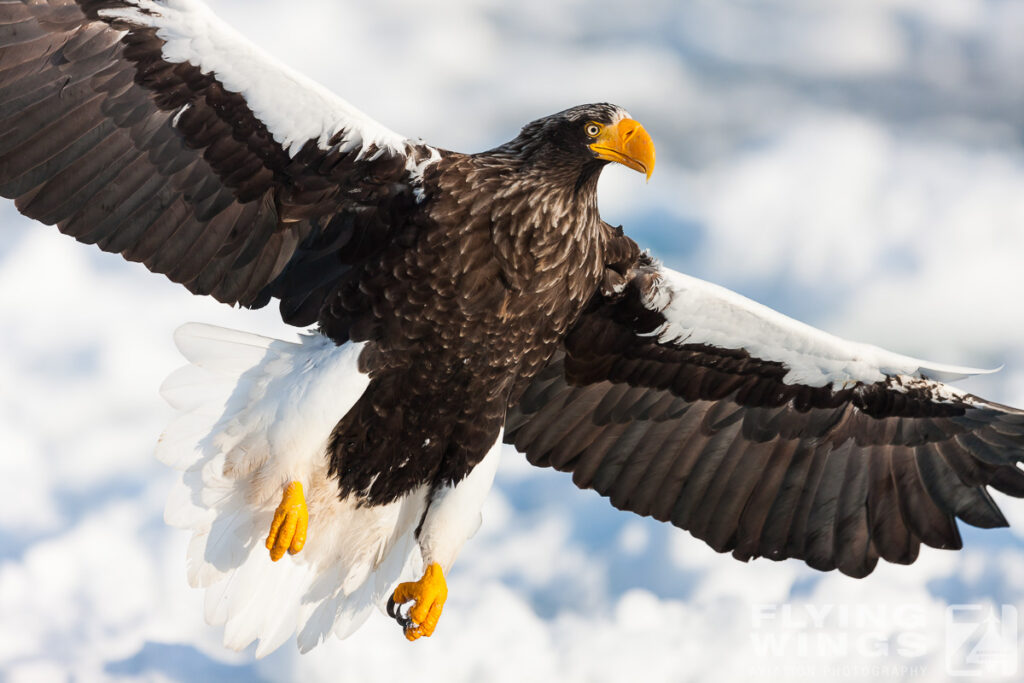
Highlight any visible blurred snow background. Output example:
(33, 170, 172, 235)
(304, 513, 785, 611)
(2, 0, 1024, 680)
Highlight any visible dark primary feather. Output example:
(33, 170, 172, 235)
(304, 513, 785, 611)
(0, 0, 418, 320)
(506, 263, 1024, 578)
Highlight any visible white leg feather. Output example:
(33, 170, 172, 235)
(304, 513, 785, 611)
(417, 431, 503, 571)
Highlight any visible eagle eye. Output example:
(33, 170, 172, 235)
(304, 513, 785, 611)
(584, 122, 602, 137)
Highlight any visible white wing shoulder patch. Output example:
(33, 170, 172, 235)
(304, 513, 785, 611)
(99, 0, 408, 159)
(643, 265, 996, 388)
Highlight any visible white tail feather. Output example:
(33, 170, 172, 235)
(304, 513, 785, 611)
(155, 411, 219, 470)
(160, 364, 236, 414)
(173, 324, 279, 375)
(160, 323, 427, 656)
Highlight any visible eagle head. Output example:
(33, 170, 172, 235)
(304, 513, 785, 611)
(510, 103, 656, 184)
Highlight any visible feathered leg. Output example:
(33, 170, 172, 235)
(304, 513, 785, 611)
(386, 431, 503, 640)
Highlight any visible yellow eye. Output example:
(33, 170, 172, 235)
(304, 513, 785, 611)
(585, 122, 602, 137)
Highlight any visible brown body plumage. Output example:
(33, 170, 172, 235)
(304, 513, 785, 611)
(322, 105, 644, 503)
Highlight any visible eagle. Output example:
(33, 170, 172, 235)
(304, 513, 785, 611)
(2, 0, 1024, 657)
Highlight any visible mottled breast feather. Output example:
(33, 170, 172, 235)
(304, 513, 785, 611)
(321, 149, 636, 505)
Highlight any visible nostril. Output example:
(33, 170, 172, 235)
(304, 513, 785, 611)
(622, 127, 634, 141)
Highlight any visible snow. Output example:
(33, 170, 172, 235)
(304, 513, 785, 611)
(3, 0, 1024, 680)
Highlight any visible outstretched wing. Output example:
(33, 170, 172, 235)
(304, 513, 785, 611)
(506, 257, 1024, 578)
(0, 0, 437, 323)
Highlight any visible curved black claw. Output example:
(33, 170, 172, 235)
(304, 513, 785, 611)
(387, 595, 413, 631)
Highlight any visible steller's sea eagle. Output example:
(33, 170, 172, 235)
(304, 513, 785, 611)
(2, 0, 1024, 656)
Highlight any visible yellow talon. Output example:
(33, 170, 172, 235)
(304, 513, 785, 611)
(265, 481, 308, 561)
(391, 562, 448, 641)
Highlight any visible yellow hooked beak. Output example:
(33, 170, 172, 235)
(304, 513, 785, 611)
(589, 118, 656, 181)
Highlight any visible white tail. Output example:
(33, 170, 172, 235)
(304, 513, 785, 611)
(159, 323, 427, 656)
